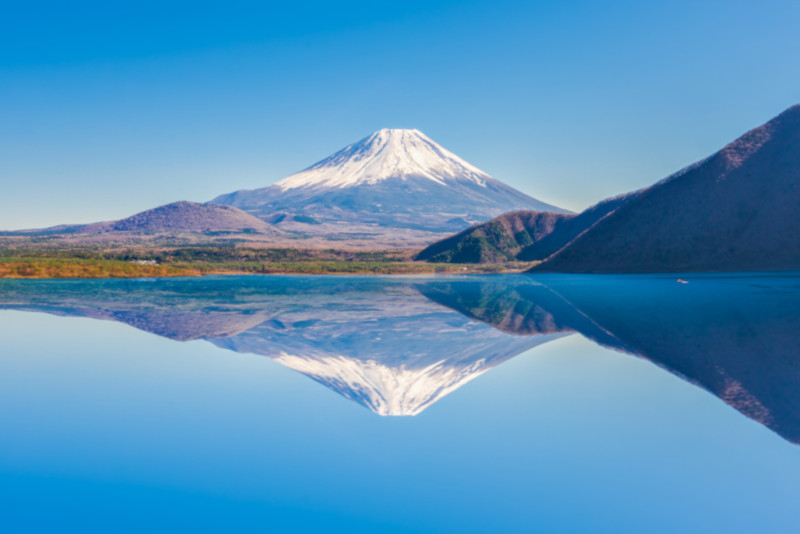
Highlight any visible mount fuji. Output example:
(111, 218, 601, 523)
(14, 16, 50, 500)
(210, 129, 568, 243)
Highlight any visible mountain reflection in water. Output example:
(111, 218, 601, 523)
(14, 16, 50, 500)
(1, 273, 798, 443)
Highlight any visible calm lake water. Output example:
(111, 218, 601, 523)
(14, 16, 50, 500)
(1, 273, 799, 533)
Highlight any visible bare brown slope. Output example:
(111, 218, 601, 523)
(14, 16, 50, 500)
(79, 201, 279, 235)
(415, 210, 573, 263)
(532, 104, 800, 273)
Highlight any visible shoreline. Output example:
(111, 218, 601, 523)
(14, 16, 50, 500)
(0, 259, 534, 279)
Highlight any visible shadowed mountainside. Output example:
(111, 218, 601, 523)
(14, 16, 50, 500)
(516, 192, 638, 261)
(416, 192, 638, 264)
(415, 211, 573, 263)
(531, 105, 800, 273)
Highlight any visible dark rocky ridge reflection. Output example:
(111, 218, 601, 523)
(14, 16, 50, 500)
(423, 274, 800, 444)
(1, 274, 798, 443)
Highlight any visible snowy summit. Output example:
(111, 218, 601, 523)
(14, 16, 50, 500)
(275, 128, 492, 190)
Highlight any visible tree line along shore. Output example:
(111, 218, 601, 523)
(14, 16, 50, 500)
(0, 246, 536, 279)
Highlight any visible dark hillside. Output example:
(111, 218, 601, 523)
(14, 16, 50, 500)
(415, 210, 573, 263)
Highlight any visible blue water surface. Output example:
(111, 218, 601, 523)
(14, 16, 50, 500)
(0, 274, 798, 533)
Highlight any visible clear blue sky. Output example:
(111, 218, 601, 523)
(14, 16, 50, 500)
(2, 0, 799, 229)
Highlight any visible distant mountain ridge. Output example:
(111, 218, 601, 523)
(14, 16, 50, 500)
(79, 201, 278, 235)
(210, 128, 568, 238)
(3, 201, 281, 239)
(2, 129, 565, 247)
(7, 107, 800, 261)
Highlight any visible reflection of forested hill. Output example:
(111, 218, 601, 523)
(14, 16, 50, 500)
(426, 274, 800, 444)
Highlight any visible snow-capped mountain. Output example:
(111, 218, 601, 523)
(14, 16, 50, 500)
(210, 129, 568, 243)
(274, 128, 495, 190)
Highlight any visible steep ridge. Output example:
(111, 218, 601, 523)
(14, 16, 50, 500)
(517, 191, 638, 261)
(531, 105, 800, 273)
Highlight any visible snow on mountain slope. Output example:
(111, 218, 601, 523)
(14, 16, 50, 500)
(210, 129, 568, 241)
(275, 128, 492, 190)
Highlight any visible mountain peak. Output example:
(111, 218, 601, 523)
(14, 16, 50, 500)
(275, 128, 492, 190)
(372, 127, 423, 136)
(210, 128, 569, 239)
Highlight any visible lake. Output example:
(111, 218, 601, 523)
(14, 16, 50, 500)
(1, 273, 799, 533)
